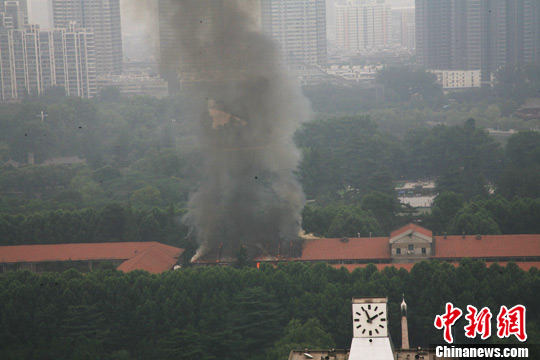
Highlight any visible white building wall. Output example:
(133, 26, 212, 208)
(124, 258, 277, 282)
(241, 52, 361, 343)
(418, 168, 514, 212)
(429, 69, 481, 89)
(261, 0, 327, 67)
(335, 1, 391, 53)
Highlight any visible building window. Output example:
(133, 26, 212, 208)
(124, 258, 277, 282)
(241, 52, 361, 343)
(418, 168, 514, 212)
(422, 247, 426, 254)
(408, 244, 414, 251)
(396, 248, 401, 255)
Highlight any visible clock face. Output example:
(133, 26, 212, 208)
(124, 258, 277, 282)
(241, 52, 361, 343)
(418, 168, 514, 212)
(352, 302, 388, 338)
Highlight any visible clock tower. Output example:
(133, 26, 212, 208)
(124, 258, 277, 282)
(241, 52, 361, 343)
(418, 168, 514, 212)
(349, 297, 394, 360)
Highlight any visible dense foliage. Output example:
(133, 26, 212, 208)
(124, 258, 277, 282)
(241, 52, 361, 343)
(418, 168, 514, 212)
(0, 63, 539, 360)
(0, 260, 539, 360)
(0, 90, 539, 240)
(0, 204, 193, 250)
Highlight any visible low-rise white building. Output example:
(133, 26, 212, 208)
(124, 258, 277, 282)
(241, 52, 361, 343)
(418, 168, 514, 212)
(429, 69, 481, 90)
(325, 65, 381, 82)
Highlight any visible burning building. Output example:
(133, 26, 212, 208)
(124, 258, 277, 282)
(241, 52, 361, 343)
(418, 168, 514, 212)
(160, 1, 311, 261)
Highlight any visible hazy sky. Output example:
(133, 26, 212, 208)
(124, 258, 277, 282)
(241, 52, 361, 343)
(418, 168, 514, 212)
(27, 0, 414, 38)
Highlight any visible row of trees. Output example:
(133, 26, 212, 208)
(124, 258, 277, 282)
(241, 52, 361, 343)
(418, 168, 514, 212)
(302, 191, 405, 237)
(5, 116, 535, 211)
(0, 150, 200, 214)
(1, 119, 538, 239)
(301, 193, 540, 238)
(0, 95, 194, 166)
(0, 204, 193, 252)
(296, 116, 539, 201)
(0, 260, 538, 360)
(426, 193, 540, 236)
(1, 82, 538, 214)
(1, 192, 537, 251)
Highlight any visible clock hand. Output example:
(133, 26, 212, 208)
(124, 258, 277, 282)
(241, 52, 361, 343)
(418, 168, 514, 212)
(362, 308, 372, 323)
(369, 313, 379, 321)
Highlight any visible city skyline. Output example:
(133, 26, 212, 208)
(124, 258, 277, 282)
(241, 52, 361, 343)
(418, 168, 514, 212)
(416, 0, 540, 83)
(0, 2, 96, 100)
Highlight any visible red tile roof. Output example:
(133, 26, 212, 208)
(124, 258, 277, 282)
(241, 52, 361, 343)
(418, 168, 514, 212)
(117, 245, 181, 274)
(0, 242, 184, 273)
(333, 261, 540, 272)
(433, 234, 540, 259)
(390, 223, 432, 239)
(297, 237, 390, 261)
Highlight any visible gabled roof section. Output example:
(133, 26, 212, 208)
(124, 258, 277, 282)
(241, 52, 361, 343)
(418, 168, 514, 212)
(389, 223, 433, 243)
(117, 245, 182, 274)
(297, 237, 390, 261)
(433, 234, 540, 259)
(0, 242, 184, 273)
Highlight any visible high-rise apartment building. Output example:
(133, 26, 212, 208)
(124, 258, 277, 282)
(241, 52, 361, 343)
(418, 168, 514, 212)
(261, 0, 327, 67)
(335, 1, 392, 53)
(157, 0, 325, 85)
(391, 6, 415, 49)
(0, 3, 96, 101)
(415, 0, 453, 69)
(416, 0, 540, 82)
(157, 0, 224, 83)
(52, 0, 122, 75)
(0, 0, 27, 25)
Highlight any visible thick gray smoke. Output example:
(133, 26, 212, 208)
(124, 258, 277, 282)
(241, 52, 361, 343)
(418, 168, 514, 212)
(165, 1, 311, 261)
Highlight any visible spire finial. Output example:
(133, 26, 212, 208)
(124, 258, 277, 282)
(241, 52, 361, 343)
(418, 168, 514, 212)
(401, 294, 407, 316)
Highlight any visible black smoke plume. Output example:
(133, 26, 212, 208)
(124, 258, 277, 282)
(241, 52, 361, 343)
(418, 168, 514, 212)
(164, 0, 311, 261)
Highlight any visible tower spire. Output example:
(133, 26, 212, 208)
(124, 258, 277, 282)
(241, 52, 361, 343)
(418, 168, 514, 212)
(401, 294, 409, 349)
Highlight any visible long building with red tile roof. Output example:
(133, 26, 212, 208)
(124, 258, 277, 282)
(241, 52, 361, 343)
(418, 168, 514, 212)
(300, 237, 389, 261)
(0, 242, 184, 274)
(292, 224, 540, 272)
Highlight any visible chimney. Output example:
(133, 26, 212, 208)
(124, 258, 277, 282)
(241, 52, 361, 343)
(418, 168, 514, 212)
(401, 295, 409, 350)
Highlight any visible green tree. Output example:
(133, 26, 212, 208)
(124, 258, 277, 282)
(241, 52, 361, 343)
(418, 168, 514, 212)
(266, 318, 335, 360)
(70, 175, 104, 201)
(361, 191, 401, 233)
(157, 328, 211, 360)
(228, 287, 283, 359)
(233, 245, 251, 269)
(130, 185, 163, 208)
(426, 192, 464, 234)
(376, 67, 443, 105)
(448, 205, 501, 235)
(327, 206, 382, 238)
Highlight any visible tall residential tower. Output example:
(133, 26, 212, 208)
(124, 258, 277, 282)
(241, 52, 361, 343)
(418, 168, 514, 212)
(335, 1, 392, 53)
(0, 2, 96, 100)
(52, 0, 122, 75)
(416, 0, 540, 82)
(157, 0, 224, 84)
(261, 0, 327, 67)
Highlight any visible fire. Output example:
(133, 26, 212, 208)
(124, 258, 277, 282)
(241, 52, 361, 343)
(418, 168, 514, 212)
(208, 99, 247, 129)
